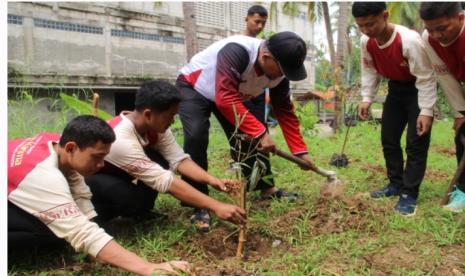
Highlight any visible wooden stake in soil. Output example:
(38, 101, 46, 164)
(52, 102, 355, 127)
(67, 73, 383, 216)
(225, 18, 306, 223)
(236, 168, 247, 258)
(92, 93, 99, 117)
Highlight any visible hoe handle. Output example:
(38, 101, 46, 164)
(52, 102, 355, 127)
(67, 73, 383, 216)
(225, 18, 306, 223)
(442, 135, 465, 205)
(274, 148, 314, 170)
(274, 148, 337, 180)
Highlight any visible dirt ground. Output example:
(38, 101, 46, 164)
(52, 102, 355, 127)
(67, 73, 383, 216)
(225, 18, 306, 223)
(175, 227, 273, 275)
(180, 195, 464, 275)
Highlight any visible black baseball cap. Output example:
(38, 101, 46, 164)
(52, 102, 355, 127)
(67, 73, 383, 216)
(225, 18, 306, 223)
(266, 31, 307, 81)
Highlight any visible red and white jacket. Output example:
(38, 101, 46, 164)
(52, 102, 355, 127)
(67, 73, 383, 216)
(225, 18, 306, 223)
(361, 24, 437, 116)
(8, 133, 112, 257)
(422, 19, 465, 118)
(105, 112, 190, 192)
(178, 35, 307, 155)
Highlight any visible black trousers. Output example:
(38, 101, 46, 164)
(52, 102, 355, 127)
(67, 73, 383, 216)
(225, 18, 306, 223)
(8, 201, 66, 251)
(381, 80, 431, 198)
(176, 79, 273, 197)
(85, 149, 167, 222)
(455, 124, 465, 193)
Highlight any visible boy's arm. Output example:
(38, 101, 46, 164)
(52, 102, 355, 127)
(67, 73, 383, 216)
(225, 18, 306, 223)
(360, 35, 382, 103)
(422, 30, 465, 118)
(403, 31, 437, 117)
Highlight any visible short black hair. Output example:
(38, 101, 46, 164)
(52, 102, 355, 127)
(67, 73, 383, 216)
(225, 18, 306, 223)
(352, 2, 387, 18)
(59, 115, 115, 149)
(134, 80, 181, 113)
(247, 5, 268, 17)
(420, 2, 463, 20)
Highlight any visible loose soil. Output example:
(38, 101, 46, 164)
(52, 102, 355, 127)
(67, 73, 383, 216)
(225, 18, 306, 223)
(434, 146, 456, 157)
(176, 227, 275, 275)
(271, 195, 388, 237)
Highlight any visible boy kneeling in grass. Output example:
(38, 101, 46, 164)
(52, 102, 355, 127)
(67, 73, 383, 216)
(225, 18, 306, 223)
(8, 115, 189, 275)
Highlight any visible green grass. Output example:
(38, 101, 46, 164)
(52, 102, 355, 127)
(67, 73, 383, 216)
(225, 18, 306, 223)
(7, 101, 465, 275)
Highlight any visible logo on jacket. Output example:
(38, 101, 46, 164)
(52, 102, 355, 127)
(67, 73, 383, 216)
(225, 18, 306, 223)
(35, 202, 82, 224)
(432, 64, 449, 75)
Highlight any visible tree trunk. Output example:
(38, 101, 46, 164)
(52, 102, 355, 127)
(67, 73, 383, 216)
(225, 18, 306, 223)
(182, 2, 198, 61)
(333, 2, 349, 130)
(322, 2, 336, 67)
(270, 2, 278, 32)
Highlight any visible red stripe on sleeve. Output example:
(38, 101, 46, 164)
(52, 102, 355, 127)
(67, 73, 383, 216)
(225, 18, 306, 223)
(183, 69, 203, 87)
(215, 43, 266, 138)
(270, 80, 308, 154)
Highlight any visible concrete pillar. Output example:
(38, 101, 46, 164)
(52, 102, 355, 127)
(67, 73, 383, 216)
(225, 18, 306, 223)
(104, 14, 112, 77)
(22, 17, 34, 74)
(225, 2, 231, 37)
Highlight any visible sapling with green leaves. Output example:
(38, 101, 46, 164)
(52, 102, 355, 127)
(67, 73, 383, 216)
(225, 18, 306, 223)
(227, 105, 268, 258)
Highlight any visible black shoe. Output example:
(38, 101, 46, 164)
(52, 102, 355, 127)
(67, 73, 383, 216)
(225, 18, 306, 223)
(190, 209, 211, 233)
(370, 185, 400, 199)
(394, 194, 417, 216)
(262, 188, 299, 202)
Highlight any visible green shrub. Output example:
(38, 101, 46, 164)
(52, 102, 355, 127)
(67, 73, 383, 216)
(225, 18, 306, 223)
(295, 102, 320, 132)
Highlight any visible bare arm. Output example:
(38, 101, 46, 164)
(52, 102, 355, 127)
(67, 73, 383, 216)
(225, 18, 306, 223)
(168, 178, 247, 224)
(96, 240, 189, 275)
(176, 158, 227, 191)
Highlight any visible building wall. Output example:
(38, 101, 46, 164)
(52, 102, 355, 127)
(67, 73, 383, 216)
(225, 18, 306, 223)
(8, 2, 315, 114)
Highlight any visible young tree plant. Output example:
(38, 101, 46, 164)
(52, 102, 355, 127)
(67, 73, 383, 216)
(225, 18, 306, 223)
(228, 105, 267, 259)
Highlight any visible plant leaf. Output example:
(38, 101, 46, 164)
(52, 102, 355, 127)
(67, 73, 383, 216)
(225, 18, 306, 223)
(59, 93, 112, 120)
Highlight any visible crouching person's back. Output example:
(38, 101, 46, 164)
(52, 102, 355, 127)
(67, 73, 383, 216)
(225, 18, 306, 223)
(8, 115, 189, 275)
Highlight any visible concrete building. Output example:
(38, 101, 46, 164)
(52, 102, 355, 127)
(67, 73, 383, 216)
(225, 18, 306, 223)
(8, 2, 315, 115)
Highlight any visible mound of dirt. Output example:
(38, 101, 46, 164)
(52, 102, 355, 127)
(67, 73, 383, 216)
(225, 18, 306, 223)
(175, 227, 274, 261)
(191, 258, 251, 276)
(364, 164, 386, 182)
(320, 179, 346, 199)
(434, 146, 456, 157)
(272, 195, 388, 237)
(175, 227, 276, 275)
(201, 229, 269, 260)
(308, 196, 387, 235)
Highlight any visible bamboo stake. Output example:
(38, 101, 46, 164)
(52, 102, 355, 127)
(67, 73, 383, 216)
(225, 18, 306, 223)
(236, 176, 246, 258)
(92, 93, 99, 117)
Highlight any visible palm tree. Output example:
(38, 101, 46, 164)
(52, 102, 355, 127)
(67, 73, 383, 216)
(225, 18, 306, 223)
(333, 2, 350, 130)
(322, 2, 336, 68)
(387, 2, 421, 31)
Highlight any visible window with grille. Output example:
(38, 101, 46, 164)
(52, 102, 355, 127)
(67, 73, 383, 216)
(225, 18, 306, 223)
(198, 38, 215, 51)
(194, 2, 226, 28)
(229, 2, 250, 32)
(111, 29, 184, 44)
(111, 29, 161, 41)
(34, 18, 103, 34)
(8, 14, 23, 25)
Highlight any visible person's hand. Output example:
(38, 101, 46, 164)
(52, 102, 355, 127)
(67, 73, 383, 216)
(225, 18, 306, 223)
(212, 203, 247, 225)
(206, 176, 228, 192)
(150, 261, 190, 275)
(453, 117, 465, 135)
(358, 102, 372, 121)
(297, 154, 316, 171)
(258, 133, 276, 153)
(416, 115, 433, 136)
